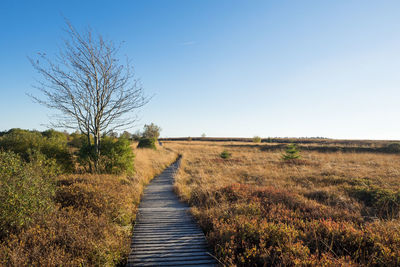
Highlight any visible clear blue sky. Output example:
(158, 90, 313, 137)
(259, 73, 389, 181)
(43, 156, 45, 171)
(1, 0, 400, 139)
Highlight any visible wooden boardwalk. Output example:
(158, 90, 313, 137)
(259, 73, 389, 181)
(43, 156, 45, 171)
(127, 158, 217, 266)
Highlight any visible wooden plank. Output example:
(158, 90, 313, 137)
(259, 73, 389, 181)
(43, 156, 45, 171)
(131, 239, 208, 246)
(133, 233, 204, 239)
(129, 259, 217, 266)
(132, 244, 207, 252)
(131, 248, 208, 254)
(131, 254, 212, 261)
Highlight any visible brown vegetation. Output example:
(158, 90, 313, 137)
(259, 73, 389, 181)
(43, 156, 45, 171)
(0, 144, 177, 266)
(166, 141, 400, 266)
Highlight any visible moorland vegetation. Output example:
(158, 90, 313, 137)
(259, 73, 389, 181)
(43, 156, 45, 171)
(167, 140, 400, 266)
(0, 128, 177, 266)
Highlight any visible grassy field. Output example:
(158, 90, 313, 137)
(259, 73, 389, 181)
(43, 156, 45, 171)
(0, 142, 177, 266)
(165, 141, 400, 266)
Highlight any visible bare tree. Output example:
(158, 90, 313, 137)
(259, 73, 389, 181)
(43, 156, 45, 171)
(29, 21, 149, 172)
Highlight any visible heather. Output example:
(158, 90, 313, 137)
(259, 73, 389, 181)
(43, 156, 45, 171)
(0, 130, 177, 266)
(167, 141, 400, 266)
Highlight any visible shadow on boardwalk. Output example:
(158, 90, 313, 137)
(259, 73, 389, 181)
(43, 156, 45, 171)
(127, 158, 217, 266)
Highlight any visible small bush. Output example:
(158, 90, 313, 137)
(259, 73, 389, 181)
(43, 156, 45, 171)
(384, 143, 400, 153)
(100, 137, 135, 175)
(0, 151, 57, 238)
(68, 131, 87, 149)
(77, 140, 96, 172)
(137, 137, 157, 150)
(349, 186, 400, 219)
(282, 143, 301, 160)
(304, 189, 347, 208)
(253, 136, 262, 143)
(220, 150, 232, 159)
(78, 136, 135, 174)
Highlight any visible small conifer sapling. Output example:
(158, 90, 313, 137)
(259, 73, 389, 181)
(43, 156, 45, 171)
(282, 144, 301, 160)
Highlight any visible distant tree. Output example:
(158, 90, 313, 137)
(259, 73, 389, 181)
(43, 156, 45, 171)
(253, 136, 262, 143)
(102, 131, 118, 138)
(201, 133, 206, 138)
(29, 20, 149, 172)
(131, 130, 142, 141)
(120, 131, 132, 139)
(142, 123, 161, 139)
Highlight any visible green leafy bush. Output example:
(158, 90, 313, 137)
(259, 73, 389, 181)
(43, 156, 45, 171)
(41, 129, 68, 141)
(220, 150, 232, 159)
(0, 129, 73, 172)
(68, 131, 87, 149)
(79, 136, 135, 174)
(281, 143, 301, 160)
(100, 137, 135, 175)
(137, 137, 157, 150)
(0, 151, 57, 238)
(253, 136, 262, 143)
(77, 140, 96, 172)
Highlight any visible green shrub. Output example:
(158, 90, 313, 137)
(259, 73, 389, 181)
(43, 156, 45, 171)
(0, 129, 73, 172)
(0, 151, 57, 238)
(220, 150, 232, 159)
(384, 143, 400, 153)
(77, 140, 95, 172)
(41, 129, 68, 141)
(99, 137, 135, 175)
(79, 136, 135, 175)
(282, 144, 301, 160)
(349, 186, 400, 219)
(137, 137, 157, 150)
(68, 131, 87, 149)
(253, 136, 262, 143)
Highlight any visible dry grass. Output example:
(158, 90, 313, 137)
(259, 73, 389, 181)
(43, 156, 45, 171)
(0, 144, 177, 266)
(165, 141, 400, 266)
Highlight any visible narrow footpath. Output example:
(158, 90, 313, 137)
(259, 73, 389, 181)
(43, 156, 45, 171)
(127, 158, 217, 266)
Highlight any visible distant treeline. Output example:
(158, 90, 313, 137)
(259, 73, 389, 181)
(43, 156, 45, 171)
(225, 143, 400, 154)
(160, 137, 399, 147)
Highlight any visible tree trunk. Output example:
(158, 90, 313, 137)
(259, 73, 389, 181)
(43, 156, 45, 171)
(93, 131, 101, 173)
(86, 132, 93, 173)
